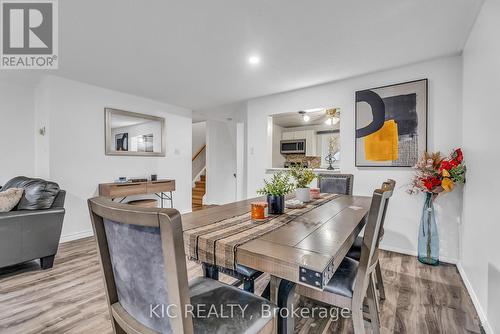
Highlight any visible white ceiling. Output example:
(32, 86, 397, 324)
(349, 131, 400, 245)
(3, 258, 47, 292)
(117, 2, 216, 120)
(2, 0, 483, 110)
(273, 110, 327, 128)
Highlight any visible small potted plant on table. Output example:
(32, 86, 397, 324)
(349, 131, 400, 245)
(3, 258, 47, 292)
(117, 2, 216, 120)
(289, 166, 317, 203)
(257, 171, 294, 214)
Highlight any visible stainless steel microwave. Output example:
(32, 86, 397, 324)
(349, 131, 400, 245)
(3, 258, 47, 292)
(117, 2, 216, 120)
(280, 139, 306, 154)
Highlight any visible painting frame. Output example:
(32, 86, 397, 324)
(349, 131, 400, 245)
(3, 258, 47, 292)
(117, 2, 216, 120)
(355, 78, 428, 168)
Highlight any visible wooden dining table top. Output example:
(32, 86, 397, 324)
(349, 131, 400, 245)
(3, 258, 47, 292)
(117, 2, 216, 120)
(182, 194, 371, 290)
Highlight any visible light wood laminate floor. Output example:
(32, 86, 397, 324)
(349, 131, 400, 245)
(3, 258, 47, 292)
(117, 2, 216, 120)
(0, 237, 481, 333)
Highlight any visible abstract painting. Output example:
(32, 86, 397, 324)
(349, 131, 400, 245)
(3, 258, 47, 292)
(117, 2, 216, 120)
(355, 79, 427, 167)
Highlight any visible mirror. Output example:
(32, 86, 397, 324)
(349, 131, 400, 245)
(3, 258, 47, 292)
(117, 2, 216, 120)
(105, 108, 166, 156)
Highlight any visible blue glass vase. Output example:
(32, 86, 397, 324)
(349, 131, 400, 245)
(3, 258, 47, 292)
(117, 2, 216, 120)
(418, 192, 439, 265)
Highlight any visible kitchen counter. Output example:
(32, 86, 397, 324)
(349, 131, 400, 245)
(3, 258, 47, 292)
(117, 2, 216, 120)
(266, 167, 341, 174)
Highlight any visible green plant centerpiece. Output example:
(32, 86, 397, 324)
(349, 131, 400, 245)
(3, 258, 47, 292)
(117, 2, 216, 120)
(289, 166, 317, 203)
(257, 171, 294, 214)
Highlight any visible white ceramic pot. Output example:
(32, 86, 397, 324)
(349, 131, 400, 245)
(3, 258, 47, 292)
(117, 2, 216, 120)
(295, 187, 311, 203)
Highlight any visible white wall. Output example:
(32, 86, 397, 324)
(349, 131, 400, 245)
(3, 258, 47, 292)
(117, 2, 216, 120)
(247, 55, 463, 262)
(35, 76, 192, 241)
(272, 124, 285, 167)
(461, 1, 500, 332)
(192, 121, 206, 156)
(205, 119, 237, 205)
(0, 80, 36, 184)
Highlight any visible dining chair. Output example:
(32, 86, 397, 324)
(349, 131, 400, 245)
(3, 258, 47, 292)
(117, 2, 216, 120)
(292, 180, 395, 334)
(88, 197, 277, 334)
(317, 173, 354, 195)
(346, 179, 395, 301)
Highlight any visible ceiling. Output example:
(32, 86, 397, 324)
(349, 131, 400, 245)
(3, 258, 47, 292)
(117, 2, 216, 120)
(273, 110, 328, 128)
(2, 0, 483, 110)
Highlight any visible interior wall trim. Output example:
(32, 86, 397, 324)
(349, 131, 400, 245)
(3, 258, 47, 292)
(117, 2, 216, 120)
(457, 262, 493, 334)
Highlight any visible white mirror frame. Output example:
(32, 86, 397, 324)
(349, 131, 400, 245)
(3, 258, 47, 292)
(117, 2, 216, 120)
(105, 108, 166, 157)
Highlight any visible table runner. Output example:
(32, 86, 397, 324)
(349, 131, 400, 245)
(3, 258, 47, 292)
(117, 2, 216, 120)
(184, 193, 338, 270)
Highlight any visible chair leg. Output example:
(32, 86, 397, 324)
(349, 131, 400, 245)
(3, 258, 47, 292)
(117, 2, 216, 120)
(351, 307, 366, 334)
(40, 255, 55, 269)
(375, 261, 386, 300)
(202, 263, 219, 280)
(243, 279, 255, 293)
(367, 275, 381, 334)
(277, 279, 296, 334)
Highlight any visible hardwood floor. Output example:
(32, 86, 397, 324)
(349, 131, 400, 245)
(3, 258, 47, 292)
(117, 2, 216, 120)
(0, 237, 481, 334)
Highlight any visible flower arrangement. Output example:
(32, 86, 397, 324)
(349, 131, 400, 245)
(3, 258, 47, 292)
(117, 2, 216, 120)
(289, 166, 317, 189)
(257, 171, 295, 196)
(408, 148, 466, 196)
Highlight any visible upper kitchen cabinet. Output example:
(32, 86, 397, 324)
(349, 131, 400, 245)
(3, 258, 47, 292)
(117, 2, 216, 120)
(304, 130, 317, 157)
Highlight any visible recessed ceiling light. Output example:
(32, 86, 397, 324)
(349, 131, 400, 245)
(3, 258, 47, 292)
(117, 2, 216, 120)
(248, 55, 260, 65)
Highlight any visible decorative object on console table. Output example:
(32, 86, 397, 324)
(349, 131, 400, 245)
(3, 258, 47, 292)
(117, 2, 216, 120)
(289, 166, 316, 203)
(355, 79, 428, 167)
(257, 171, 294, 215)
(408, 148, 466, 265)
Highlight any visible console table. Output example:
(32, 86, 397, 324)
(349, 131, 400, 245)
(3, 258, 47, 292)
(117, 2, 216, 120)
(98, 179, 175, 208)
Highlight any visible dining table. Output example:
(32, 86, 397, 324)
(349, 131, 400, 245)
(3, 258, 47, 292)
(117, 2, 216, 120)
(181, 193, 371, 333)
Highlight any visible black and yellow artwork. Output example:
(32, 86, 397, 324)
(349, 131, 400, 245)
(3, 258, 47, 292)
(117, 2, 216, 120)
(355, 79, 428, 167)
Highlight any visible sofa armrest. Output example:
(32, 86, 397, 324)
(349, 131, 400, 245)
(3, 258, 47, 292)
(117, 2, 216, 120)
(0, 207, 65, 221)
(0, 207, 65, 268)
(51, 190, 66, 209)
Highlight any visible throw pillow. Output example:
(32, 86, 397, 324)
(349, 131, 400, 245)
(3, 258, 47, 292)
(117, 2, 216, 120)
(0, 188, 24, 212)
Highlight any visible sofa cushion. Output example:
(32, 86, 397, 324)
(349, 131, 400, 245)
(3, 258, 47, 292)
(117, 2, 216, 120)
(0, 188, 24, 212)
(3, 176, 60, 210)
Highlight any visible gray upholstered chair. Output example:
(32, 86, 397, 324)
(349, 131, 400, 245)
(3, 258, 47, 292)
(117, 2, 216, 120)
(293, 180, 395, 334)
(88, 197, 277, 334)
(317, 173, 354, 195)
(0, 176, 66, 270)
(345, 179, 395, 301)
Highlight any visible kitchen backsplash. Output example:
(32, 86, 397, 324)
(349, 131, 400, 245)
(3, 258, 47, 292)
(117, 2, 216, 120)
(285, 154, 321, 168)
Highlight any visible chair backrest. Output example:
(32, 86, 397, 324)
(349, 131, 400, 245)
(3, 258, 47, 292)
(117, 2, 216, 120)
(88, 197, 193, 334)
(317, 174, 354, 195)
(353, 179, 395, 300)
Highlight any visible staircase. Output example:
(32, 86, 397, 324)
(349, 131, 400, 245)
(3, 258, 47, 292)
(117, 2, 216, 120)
(192, 174, 206, 211)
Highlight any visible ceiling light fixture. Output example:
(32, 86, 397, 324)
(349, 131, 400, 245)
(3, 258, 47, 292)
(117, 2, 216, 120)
(303, 108, 325, 113)
(324, 108, 340, 126)
(298, 111, 310, 122)
(248, 55, 260, 65)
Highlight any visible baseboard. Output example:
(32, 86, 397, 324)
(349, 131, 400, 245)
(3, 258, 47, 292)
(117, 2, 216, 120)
(457, 263, 493, 334)
(379, 244, 458, 265)
(59, 230, 94, 243)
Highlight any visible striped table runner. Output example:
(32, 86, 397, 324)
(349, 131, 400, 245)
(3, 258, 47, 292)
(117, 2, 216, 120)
(184, 193, 338, 270)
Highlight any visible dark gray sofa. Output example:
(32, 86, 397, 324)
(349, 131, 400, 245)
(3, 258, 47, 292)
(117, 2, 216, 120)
(0, 177, 66, 270)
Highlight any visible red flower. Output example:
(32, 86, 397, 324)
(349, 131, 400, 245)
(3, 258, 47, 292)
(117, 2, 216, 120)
(454, 148, 463, 163)
(450, 159, 459, 167)
(423, 179, 433, 191)
(440, 160, 453, 171)
(423, 177, 441, 191)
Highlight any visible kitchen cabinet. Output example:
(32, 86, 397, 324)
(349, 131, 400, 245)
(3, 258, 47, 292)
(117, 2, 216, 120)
(305, 130, 317, 156)
(293, 130, 306, 140)
(282, 132, 294, 140)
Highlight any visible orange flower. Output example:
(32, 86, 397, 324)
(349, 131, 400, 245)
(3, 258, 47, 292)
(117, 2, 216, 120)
(442, 178, 454, 192)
